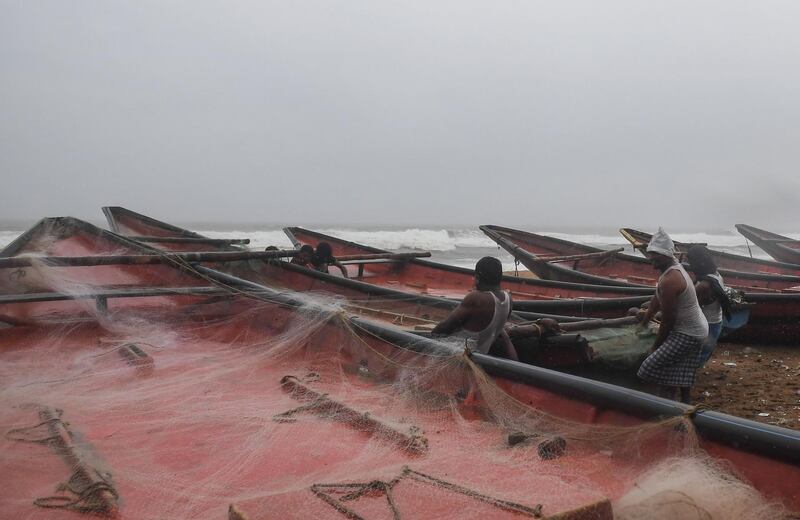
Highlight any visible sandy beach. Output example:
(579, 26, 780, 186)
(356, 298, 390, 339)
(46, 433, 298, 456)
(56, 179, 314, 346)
(695, 342, 800, 430)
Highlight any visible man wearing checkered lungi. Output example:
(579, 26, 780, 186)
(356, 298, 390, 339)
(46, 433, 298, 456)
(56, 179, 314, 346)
(637, 228, 709, 403)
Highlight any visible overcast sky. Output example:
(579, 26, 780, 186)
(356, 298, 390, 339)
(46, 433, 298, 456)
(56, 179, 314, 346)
(2, 1, 799, 230)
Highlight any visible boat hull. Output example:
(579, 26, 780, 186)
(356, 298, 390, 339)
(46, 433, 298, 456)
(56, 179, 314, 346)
(736, 224, 800, 264)
(483, 225, 800, 292)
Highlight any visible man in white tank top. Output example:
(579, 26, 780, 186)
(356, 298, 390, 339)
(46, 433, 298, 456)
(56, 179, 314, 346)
(431, 257, 518, 359)
(637, 228, 708, 403)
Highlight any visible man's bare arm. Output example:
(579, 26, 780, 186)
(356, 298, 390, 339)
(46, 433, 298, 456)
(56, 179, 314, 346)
(431, 293, 478, 335)
(653, 272, 682, 348)
(498, 329, 518, 361)
(642, 294, 661, 324)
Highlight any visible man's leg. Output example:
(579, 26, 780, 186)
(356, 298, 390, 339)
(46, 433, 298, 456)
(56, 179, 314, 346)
(679, 387, 692, 404)
(656, 385, 677, 400)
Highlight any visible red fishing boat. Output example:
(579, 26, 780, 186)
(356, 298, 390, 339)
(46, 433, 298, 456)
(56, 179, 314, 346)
(1, 216, 799, 518)
(100, 208, 657, 370)
(482, 225, 800, 292)
(482, 225, 800, 344)
(620, 227, 800, 277)
(103, 207, 655, 318)
(736, 224, 800, 265)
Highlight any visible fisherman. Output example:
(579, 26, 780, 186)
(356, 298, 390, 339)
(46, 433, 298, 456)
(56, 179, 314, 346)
(686, 245, 733, 365)
(264, 245, 283, 265)
(431, 256, 517, 358)
(311, 242, 348, 278)
(290, 245, 315, 267)
(431, 256, 559, 361)
(638, 228, 708, 403)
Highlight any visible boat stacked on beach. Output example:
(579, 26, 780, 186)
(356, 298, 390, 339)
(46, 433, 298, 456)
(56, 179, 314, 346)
(481, 224, 800, 344)
(0, 208, 798, 519)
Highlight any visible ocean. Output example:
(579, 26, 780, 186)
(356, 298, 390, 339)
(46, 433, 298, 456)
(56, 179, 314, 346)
(1, 225, 789, 271)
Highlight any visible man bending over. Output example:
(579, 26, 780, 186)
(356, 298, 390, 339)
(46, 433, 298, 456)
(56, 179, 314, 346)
(638, 228, 708, 403)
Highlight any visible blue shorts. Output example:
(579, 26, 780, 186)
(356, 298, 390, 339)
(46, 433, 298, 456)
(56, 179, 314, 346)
(699, 321, 723, 364)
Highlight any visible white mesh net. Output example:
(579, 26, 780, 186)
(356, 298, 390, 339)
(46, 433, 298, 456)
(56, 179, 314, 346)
(0, 219, 794, 519)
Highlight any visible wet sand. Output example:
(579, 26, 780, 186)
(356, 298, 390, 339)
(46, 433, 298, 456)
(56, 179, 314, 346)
(694, 341, 800, 430)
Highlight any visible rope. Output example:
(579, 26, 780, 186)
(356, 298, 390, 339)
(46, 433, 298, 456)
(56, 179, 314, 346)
(275, 375, 429, 454)
(683, 403, 712, 418)
(272, 394, 330, 423)
(530, 323, 543, 337)
(8, 267, 26, 281)
(5, 410, 65, 444)
(6, 411, 119, 516)
(744, 237, 753, 258)
(346, 304, 436, 325)
(34, 477, 118, 515)
(312, 466, 544, 519)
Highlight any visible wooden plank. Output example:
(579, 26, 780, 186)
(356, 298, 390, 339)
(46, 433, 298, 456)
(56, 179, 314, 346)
(127, 236, 251, 245)
(336, 252, 431, 262)
(0, 250, 296, 267)
(0, 286, 227, 304)
(0, 251, 431, 269)
(537, 248, 625, 264)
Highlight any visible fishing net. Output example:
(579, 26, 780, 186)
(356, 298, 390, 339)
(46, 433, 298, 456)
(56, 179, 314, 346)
(0, 221, 794, 519)
(580, 325, 656, 369)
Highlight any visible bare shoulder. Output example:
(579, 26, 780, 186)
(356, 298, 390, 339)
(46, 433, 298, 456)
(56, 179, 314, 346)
(661, 269, 686, 292)
(462, 290, 484, 306)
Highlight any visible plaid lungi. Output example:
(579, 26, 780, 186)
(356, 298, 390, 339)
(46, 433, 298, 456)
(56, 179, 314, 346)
(637, 332, 703, 387)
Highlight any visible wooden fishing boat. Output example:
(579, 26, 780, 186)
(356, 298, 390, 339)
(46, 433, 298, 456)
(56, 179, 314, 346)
(736, 224, 800, 265)
(481, 225, 800, 344)
(482, 225, 800, 292)
(620, 227, 800, 277)
(1, 215, 799, 517)
(277, 226, 800, 345)
(102, 207, 655, 318)
(99, 208, 658, 370)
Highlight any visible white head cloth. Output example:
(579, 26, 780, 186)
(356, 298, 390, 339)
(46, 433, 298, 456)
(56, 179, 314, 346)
(646, 227, 675, 257)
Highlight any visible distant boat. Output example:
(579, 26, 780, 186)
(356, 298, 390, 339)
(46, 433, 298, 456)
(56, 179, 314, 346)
(481, 224, 800, 292)
(736, 224, 800, 264)
(480, 224, 800, 345)
(621, 227, 800, 277)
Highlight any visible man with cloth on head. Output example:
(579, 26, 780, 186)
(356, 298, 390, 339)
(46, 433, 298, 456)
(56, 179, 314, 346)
(637, 228, 708, 403)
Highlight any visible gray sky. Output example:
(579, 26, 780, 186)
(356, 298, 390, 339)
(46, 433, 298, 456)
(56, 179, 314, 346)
(2, 1, 799, 229)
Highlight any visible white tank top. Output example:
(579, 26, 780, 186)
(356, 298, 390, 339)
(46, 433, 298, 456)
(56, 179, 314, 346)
(657, 264, 709, 339)
(700, 273, 724, 324)
(463, 290, 511, 354)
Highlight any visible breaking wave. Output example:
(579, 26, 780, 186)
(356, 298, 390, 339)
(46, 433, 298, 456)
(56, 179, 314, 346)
(197, 229, 295, 250)
(315, 228, 495, 252)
